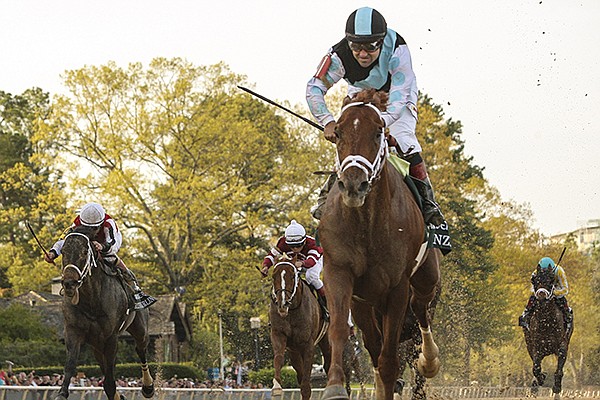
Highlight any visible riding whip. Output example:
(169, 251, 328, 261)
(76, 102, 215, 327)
(557, 247, 567, 265)
(237, 86, 324, 132)
(25, 220, 55, 265)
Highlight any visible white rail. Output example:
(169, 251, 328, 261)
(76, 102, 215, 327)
(1, 386, 599, 400)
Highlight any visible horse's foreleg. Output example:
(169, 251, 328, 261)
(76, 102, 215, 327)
(410, 255, 441, 379)
(352, 301, 381, 367)
(553, 346, 568, 395)
(321, 272, 352, 400)
(100, 336, 120, 400)
(291, 350, 313, 400)
(271, 333, 286, 398)
(532, 355, 545, 390)
(375, 284, 409, 400)
(56, 335, 84, 400)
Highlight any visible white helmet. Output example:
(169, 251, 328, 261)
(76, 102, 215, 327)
(80, 202, 106, 226)
(285, 220, 306, 246)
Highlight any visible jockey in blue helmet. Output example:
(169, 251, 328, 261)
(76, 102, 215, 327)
(306, 6, 445, 226)
(518, 257, 573, 331)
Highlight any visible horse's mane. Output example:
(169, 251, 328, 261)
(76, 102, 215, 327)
(344, 89, 388, 112)
(72, 224, 98, 238)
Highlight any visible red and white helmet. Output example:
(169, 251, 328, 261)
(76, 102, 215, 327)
(285, 220, 306, 246)
(79, 202, 106, 226)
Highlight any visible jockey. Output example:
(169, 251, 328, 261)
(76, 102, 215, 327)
(44, 202, 156, 310)
(261, 220, 328, 319)
(518, 257, 573, 330)
(306, 6, 444, 226)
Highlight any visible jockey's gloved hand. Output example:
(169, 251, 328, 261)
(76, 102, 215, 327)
(44, 249, 57, 264)
(260, 266, 269, 278)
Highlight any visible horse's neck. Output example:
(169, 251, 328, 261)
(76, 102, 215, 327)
(364, 166, 421, 222)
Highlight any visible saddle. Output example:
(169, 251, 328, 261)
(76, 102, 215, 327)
(389, 153, 452, 256)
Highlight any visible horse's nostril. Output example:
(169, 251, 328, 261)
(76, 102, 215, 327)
(338, 180, 345, 191)
(358, 181, 369, 193)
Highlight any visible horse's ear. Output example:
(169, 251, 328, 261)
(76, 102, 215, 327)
(342, 95, 353, 107)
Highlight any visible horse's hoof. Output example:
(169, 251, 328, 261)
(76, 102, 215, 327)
(142, 385, 155, 398)
(54, 395, 68, 400)
(321, 385, 349, 400)
(417, 353, 440, 378)
(118, 394, 127, 400)
(272, 387, 283, 398)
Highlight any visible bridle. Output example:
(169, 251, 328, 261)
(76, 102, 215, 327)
(335, 101, 388, 188)
(271, 260, 301, 309)
(61, 232, 99, 292)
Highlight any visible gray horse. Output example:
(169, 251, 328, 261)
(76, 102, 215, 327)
(55, 225, 154, 400)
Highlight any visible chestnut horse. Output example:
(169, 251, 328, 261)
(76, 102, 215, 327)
(319, 89, 441, 400)
(56, 225, 154, 400)
(269, 253, 331, 400)
(523, 269, 573, 399)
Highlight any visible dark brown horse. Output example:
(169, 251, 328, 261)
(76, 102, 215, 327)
(269, 253, 331, 399)
(523, 269, 573, 399)
(319, 89, 441, 400)
(56, 225, 154, 400)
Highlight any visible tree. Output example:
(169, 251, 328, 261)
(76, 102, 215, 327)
(415, 94, 505, 383)
(0, 89, 68, 296)
(44, 58, 332, 366)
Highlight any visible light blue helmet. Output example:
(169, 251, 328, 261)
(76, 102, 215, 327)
(538, 257, 557, 273)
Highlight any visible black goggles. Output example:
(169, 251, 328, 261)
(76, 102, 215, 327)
(348, 40, 382, 53)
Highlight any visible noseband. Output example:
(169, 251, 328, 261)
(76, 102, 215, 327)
(61, 232, 98, 291)
(271, 261, 300, 309)
(336, 101, 388, 187)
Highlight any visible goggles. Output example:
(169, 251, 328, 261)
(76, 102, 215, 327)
(348, 40, 382, 53)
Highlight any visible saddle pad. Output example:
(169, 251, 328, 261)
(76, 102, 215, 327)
(426, 222, 452, 255)
(388, 153, 410, 177)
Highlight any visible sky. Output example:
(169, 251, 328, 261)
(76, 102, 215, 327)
(1, 0, 599, 236)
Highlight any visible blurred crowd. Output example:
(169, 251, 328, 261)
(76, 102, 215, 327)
(0, 369, 264, 390)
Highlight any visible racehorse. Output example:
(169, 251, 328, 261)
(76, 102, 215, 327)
(523, 268, 573, 399)
(269, 253, 331, 400)
(56, 225, 154, 400)
(319, 89, 442, 400)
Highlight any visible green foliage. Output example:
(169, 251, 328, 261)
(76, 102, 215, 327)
(0, 88, 69, 294)
(0, 304, 64, 367)
(0, 303, 54, 340)
(248, 367, 297, 388)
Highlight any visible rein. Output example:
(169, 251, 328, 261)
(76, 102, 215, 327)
(336, 101, 388, 187)
(61, 232, 98, 292)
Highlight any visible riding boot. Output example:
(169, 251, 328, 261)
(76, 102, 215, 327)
(566, 307, 573, 330)
(519, 295, 536, 330)
(316, 287, 329, 322)
(412, 177, 445, 226)
(311, 173, 337, 220)
(409, 160, 445, 226)
(117, 259, 157, 310)
(556, 297, 573, 330)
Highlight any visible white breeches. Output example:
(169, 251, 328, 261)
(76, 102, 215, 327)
(305, 257, 324, 290)
(389, 107, 421, 156)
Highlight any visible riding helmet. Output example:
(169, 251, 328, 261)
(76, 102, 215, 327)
(345, 7, 387, 43)
(80, 202, 106, 226)
(538, 257, 557, 273)
(285, 220, 306, 246)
